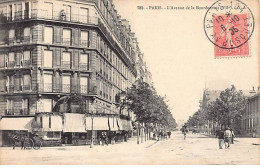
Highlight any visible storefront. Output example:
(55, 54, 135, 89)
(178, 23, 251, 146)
(0, 117, 34, 146)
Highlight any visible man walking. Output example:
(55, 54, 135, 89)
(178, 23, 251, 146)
(216, 128, 225, 149)
(224, 127, 232, 149)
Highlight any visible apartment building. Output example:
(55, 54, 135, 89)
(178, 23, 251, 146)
(0, 0, 140, 146)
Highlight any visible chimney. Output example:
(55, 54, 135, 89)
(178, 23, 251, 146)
(249, 86, 256, 96)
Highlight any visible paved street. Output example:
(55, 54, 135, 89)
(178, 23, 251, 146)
(0, 131, 259, 165)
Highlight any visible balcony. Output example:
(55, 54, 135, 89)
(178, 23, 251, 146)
(80, 40, 88, 47)
(5, 109, 14, 115)
(21, 60, 31, 67)
(14, 11, 23, 20)
(22, 85, 31, 91)
(43, 83, 52, 92)
(22, 36, 30, 43)
(79, 63, 88, 70)
(0, 9, 99, 25)
(62, 84, 70, 93)
(62, 61, 71, 69)
(80, 85, 88, 94)
(8, 85, 14, 93)
(62, 38, 71, 46)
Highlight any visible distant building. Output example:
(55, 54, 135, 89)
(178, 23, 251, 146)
(241, 88, 260, 137)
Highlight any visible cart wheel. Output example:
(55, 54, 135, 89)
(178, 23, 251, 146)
(33, 141, 42, 150)
(24, 138, 34, 149)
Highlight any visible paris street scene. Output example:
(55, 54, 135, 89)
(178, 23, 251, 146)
(0, 0, 259, 165)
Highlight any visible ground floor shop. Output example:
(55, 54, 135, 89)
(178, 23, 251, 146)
(0, 113, 133, 147)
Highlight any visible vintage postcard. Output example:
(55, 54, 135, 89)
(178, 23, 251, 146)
(0, 0, 259, 165)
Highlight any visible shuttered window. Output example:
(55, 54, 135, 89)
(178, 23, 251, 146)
(79, 8, 88, 23)
(81, 31, 88, 46)
(23, 74, 31, 91)
(43, 50, 53, 68)
(80, 76, 88, 94)
(79, 53, 89, 70)
(43, 74, 52, 92)
(9, 29, 15, 39)
(62, 52, 71, 68)
(62, 29, 71, 45)
(44, 27, 53, 44)
(62, 75, 70, 93)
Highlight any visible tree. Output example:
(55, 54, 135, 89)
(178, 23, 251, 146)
(123, 79, 176, 129)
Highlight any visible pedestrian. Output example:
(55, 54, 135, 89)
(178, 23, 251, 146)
(20, 136, 25, 150)
(167, 131, 171, 139)
(230, 128, 235, 144)
(216, 128, 225, 149)
(9, 133, 16, 150)
(224, 127, 232, 149)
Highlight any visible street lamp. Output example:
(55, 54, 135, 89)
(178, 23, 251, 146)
(90, 98, 96, 148)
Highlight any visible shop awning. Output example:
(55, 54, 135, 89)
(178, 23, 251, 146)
(40, 114, 63, 132)
(0, 117, 34, 131)
(85, 117, 109, 131)
(109, 117, 119, 131)
(63, 113, 86, 132)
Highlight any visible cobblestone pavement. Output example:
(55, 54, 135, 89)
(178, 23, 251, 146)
(0, 132, 259, 164)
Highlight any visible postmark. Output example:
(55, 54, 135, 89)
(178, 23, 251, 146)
(204, 0, 254, 58)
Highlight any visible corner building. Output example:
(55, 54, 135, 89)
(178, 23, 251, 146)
(0, 0, 138, 146)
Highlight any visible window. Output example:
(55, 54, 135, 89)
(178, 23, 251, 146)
(63, 29, 71, 45)
(43, 50, 53, 67)
(62, 52, 71, 68)
(8, 5, 12, 21)
(23, 27, 30, 42)
(39, 99, 52, 112)
(23, 51, 31, 67)
(79, 53, 89, 70)
(99, 81, 102, 96)
(44, 2, 53, 19)
(43, 74, 52, 92)
(63, 5, 71, 21)
(23, 74, 31, 91)
(44, 27, 53, 44)
(81, 31, 88, 46)
(15, 4, 22, 20)
(80, 8, 88, 23)
(24, 2, 29, 19)
(8, 52, 15, 68)
(7, 99, 14, 115)
(9, 29, 15, 43)
(62, 75, 70, 93)
(80, 76, 88, 94)
(22, 99, 29, 115)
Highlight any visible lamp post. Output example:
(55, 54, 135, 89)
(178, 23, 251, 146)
(90, 99, 96, 148)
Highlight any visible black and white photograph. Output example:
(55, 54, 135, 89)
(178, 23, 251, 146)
(0, 0, 259, 165)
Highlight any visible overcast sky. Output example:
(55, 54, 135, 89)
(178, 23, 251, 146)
(113, 0, 259, 122)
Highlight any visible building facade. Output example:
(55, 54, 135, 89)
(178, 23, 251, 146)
(241, 89, 260, 137)
(0, 0, 142, 146)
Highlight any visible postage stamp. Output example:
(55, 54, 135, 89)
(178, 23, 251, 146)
(204, 0, 255, 58)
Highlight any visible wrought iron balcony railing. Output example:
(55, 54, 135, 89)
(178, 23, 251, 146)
(21, 60, 31, 67)
(80, 85, 88, 94)
(79, 63, 88, 70)
(43, 83, 52, 92)
(22, 85, 31, 91)
(62, 84, 71, 93)
(80, 40, 88, 47)
(62, 61, 71, 69)
(62, 38, 71, 45)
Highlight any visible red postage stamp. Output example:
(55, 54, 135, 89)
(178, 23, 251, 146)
(204, 0, 255, 58)
(213, 14, 249, 57)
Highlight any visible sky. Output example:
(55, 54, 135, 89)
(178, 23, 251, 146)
(113, 0, 259, 122)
